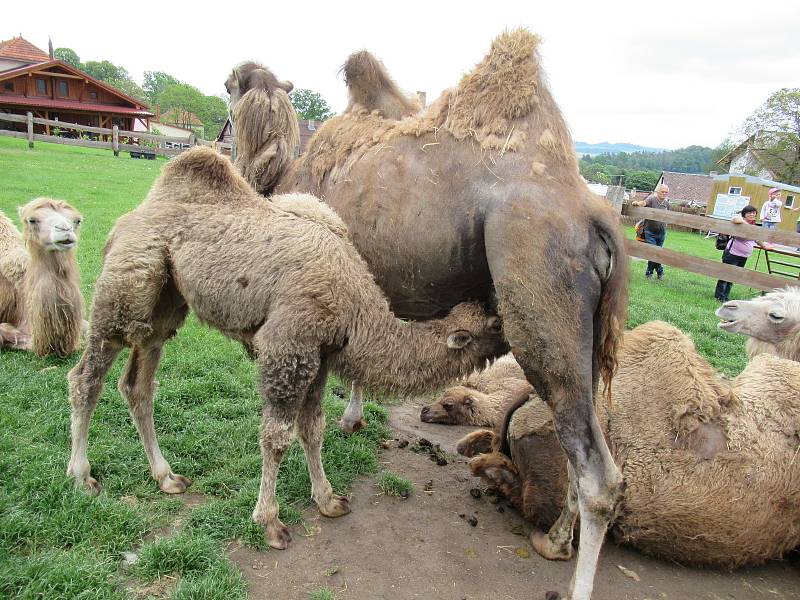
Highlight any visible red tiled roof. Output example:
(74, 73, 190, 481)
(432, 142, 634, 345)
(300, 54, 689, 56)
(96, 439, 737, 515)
(0, 95, 153, 116)
(661, 171, 714, 205)
(0, 37, 49, 64)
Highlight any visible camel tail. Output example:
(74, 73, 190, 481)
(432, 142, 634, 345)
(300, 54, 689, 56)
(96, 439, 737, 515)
(153, 146, 252, 203)
(341, 50, 420, 119)
(497, 386, 536, 457)
(594, 216, 629, 405)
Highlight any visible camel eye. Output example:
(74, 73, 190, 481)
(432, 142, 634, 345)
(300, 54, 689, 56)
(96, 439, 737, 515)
(768, 312, 785, 322)
(443, 401, 454, 410)
(26, 218, 38, 225)
(74, 219, 82, 227)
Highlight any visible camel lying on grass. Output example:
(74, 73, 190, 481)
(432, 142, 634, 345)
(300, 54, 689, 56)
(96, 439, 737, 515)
(67, 146, 508, 550)
(0, 198, 84, 357)
(459, 313, 800, 568)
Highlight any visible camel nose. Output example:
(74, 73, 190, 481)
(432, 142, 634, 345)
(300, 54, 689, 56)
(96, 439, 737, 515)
(420, 406, 430, 416)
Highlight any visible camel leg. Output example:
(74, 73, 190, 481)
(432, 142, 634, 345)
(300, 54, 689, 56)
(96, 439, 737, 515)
(67, 335, 123, 493)
(251, 327, 322, 550)
(297, 363, 350, 518)
(0, 322, 31, 350)
(530, 463, 579, 561)
(118, 344, 191, 494)
(340, 381, 367, 434)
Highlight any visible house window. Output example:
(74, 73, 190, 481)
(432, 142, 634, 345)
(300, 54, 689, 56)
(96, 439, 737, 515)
(88, 90, 97, 100)
(3, 82, 13, 92)
(728, 186, 742, 195)
(35, 78, 47, 95)
(57, 80, 69, 97)
(786, 195, 796, 209)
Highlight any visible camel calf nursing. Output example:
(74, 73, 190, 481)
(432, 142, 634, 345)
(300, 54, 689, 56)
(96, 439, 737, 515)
(67, 147, 508, 549)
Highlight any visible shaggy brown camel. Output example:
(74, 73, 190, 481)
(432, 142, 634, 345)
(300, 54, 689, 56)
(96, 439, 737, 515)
(67, 146, 508, 550)
(229, 30, 628, 599)
(459, 320, 800, 568)
(717, 286, 800, 362)
(0, 198, 84, 356)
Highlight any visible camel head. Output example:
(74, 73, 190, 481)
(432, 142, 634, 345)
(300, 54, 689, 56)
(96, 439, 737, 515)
(420, 385, 479, 424)
(716, 287, 800, 361)
(437, 302, 508, 363)
(225, 61, 294, 119)
(19, 198, 82, 252)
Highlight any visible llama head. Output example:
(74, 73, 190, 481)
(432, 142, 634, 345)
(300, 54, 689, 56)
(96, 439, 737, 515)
(19, 198, 82, 252)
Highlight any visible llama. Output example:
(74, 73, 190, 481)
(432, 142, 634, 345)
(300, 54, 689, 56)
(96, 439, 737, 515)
(67, 146, 508, 551)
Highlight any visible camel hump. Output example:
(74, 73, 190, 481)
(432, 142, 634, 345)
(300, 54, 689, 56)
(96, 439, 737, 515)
(342, 50, 420, 119)
(155, 146, 252, 203)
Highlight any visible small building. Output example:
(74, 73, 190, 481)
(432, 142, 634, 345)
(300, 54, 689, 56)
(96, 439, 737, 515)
(157, 108, 205, 139)
(655, 171, 714, 208)
(216, 117, 322, 155)
(715, 133, 795, 182)
(706, 174, 800, 229)
(0, 37, 152, 134)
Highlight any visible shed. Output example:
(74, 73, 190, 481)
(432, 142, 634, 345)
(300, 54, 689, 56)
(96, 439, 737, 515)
(706, 174, 800, 229)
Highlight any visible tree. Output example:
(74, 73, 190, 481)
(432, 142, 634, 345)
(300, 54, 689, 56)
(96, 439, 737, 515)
(158, 84, 228, 139)
(290, 89, 334, 121)
(624, 170, 660, 191)
(143, 71, 181, 105)
(82, 60, 146, 102)
(741, 88, 800, 185)
(54, 47, 81, 68)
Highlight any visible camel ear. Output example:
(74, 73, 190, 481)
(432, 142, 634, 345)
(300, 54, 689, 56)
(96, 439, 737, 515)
(279, 79, 294, 94)
(447, 330, 473, 349)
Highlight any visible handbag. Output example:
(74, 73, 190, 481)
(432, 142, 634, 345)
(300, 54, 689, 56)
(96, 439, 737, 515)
(635, 220, 646, 242)
(715, 234, 731, 251)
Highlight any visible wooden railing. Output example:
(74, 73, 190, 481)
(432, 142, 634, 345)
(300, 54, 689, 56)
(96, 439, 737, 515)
(0, 112, 199, 157)
(624, 205, 800, 291)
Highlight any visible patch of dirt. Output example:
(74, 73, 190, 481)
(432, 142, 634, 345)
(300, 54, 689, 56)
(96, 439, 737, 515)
(230, 403, 800, 600)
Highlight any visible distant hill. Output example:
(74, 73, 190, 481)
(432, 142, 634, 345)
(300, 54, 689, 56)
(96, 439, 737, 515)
(574, 141, 668, 156)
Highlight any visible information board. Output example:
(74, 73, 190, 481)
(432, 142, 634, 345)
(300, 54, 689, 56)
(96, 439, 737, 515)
(711, 194, 750, 219)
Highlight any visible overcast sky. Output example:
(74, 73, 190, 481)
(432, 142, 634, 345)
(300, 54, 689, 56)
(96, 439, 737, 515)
(4, 0, 799, 150)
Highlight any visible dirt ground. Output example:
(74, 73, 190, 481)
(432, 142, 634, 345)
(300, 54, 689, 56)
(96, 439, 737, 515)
(230, 403, 800, 600)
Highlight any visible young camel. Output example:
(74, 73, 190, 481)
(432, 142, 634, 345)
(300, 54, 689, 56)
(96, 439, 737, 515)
(67, 146, 508, 550)
(0, 198, 84, 356)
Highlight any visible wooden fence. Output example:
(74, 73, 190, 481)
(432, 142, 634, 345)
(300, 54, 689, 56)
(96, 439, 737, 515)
(624, 205, 800, 291)
(0, 112, 200, 157)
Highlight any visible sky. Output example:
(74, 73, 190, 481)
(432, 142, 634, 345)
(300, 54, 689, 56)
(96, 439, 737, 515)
(4, 0, 799, 150)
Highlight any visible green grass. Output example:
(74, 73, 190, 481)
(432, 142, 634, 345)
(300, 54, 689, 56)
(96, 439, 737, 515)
(375, 470, 413, 498)
(0, 136, 768, 598)
(308, 587, 337, 600)
(0, 137, 391, 599)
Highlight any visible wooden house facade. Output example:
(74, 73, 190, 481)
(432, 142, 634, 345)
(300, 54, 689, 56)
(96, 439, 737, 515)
(0, 37, 152, 136)
(706, 174, 800, 231)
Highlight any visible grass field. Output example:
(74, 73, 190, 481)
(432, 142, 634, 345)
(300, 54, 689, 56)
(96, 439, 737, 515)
(0, 136, 761, 598)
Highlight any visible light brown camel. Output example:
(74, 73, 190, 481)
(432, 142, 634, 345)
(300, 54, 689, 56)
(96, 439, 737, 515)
(717, 286, 800, 362)
(229, 30, 628, 599)
(67, 146, 508, 550)
(0, 198, 84, 357)
(420, 353, 532, 426)
(459, 320, 800, 568)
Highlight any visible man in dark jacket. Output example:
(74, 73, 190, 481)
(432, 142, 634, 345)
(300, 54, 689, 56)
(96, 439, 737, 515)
(633, 184, 670, 279)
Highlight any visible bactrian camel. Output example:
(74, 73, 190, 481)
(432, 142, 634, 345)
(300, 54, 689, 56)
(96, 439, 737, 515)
(229, 30, 628, 600)
(459, 319, 800, 568)
(0, 198, 84, 357)
(67, 146, 508, 550)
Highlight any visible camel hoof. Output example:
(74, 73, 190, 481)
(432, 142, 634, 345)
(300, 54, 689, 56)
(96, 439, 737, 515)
(160, 473, 192, 494)
(319, 494, 351, 518)
(265, 522, 292, 550)
(340, 417, 367, 435)
(530, 529, 573, 561)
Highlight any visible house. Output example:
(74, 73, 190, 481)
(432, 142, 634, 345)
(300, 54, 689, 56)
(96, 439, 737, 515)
(0, 37, 152, 134)
(706, 173, 800, 230)
(655, 171, 714, 207)
(157, 107, 204, 139)
(716, 133, 791, 181)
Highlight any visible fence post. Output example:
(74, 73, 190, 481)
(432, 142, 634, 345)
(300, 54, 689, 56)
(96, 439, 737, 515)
(26, 112, 33, 149)
(189, 133, 196, 147)
(605, 185, 625, 215)
(112, 125, 119, 157)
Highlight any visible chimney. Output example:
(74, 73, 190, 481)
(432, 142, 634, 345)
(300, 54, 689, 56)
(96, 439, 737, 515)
(48, 37, 54, 59)
(416, 91, 427, 108)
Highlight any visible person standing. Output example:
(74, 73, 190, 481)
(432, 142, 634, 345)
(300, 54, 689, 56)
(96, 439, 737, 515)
(714, 205, 772, 303)
(760, 187, 783, 230)
(632, 184, 670, 279)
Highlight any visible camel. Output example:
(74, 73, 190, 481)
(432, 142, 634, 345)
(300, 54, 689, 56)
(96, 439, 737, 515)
(717, 286, 800, 362)
(0, 198, 84, 357)
(229, 30, 628, 600)
(67, 146, 508, 551)
(459, 319, 800, 568)
(420, 354, 532, 426)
